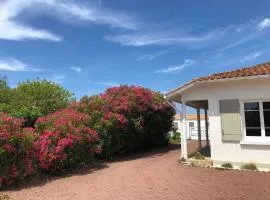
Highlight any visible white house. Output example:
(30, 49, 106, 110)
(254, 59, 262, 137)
(173, 114, 207, 140)
(166, 61, 270, 171)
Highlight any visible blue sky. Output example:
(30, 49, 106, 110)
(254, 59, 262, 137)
(0, 0, 270, 99)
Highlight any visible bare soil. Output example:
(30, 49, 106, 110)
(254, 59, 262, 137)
(4, 141, 270, 200)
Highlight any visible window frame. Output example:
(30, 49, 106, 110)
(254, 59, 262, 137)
(173, 122, 179, 130)
(240, 99, 270, 142)
(189, 122, 195, 128)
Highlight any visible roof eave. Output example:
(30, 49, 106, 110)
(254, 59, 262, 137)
(166, 74, 270, 101)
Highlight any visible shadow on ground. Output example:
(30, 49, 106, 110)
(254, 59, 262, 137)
(3, 143, 181, 192)
(3, 162, 108, 192)
(112, 143, 181, 162)
(198, 145, 211, 157)
(186, 140, 211, 157)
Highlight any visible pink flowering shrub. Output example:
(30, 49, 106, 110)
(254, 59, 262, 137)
(78, 86, 175, 158)
(35, 109, 101, 172)
(0, 113, 37, 187)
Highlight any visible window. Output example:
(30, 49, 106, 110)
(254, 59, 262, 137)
(244, 102, 261, 136)
(189, 122, 194, 128)
(263, 102, 270, 136)
(173, 122, 179, 129)
(242, 100, 270, 140)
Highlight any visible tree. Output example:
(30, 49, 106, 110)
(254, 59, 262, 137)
(0, 76, 11, 103)
(2, 78, 75, 127)
(0, 76, 13, 113)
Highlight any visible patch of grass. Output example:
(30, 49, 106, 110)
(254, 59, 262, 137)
(241, 163, 258, 171)
(188, 151, 205, 160)
(221, 162, 233, 168)
(189, 158, 213, 168)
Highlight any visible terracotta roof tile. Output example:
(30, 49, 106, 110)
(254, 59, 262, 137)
(174, 114, 206, 120)
(167, 61, 270, 97)
(196, 62, 270, 82)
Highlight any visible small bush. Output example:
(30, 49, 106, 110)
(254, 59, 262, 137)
(170, 131, 181, 143)
(179, 157, 186, 163)
(221, 162, 233, 168)
(35, 109, 101, 172)
(241, 163, 258, 171)
(0, 113, 37, 187)
(189, 151, 205, 160)
(0, 194, 13, 200)
(189, 159, 212, 168)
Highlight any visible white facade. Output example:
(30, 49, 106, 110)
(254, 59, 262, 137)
(173, 118, 207, 140)
(180, 77, 270, 170)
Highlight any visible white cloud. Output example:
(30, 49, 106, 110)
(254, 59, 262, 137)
(88, 80, 119, 87)
(155, 59, 195, 74)
(0, 21, 62, 42)
(0, 58, 41, 71)
(50, 74, 65, 84)
(105, 17, 270, 52)
(137, 50, 169, 61)
(69, 66, 82, 73)
(0, 0, 137, 41)
(258, 18, 270, 30)
(241, 52, 263, 63)
(203, 19, 270, 54)
(0, 0, 62, 41)
(104, 32, 214, 47)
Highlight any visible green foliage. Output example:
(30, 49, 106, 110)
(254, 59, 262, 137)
(0, 76, 12, 107)
(188, 151, 205, 160)
(241, 163, 258, 171)
(170, 131, 181, 143)
(0, 78, 75, 127)
(221, 162, 233, 168)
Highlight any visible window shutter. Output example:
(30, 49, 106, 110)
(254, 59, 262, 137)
(219, 99, 242, 142)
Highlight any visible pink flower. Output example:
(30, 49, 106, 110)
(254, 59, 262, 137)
(11, 164, 19, 178)
(3, 144, 15, 153)
(94, 146, 102, 154)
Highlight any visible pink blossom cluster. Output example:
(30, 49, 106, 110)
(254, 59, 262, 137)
(0, 113, 37, 186)
(35, 109, 101, 172)
(101, 111, 127, 125)
(100, 85, 155, 113)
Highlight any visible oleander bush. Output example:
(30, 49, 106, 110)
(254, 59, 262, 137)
(0, 113, 37, 187)
(0, 80, 174, 186)
(34, 109, 101, 172)
(77, 85, 175, 159)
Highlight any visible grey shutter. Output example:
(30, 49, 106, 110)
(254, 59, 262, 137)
(219, 99, 242, 142)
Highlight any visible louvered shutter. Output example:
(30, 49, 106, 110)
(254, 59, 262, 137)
(219, 99, 242, 142)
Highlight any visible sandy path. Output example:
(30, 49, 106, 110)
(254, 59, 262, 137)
(5, 141, 270, 200)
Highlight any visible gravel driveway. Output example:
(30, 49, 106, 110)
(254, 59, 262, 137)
(5, 141, 270, 200)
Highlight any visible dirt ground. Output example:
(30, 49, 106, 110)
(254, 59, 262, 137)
(4, 141, 270, 200)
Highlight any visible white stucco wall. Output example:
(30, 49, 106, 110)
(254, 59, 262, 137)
(181, 77, 270, 170)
